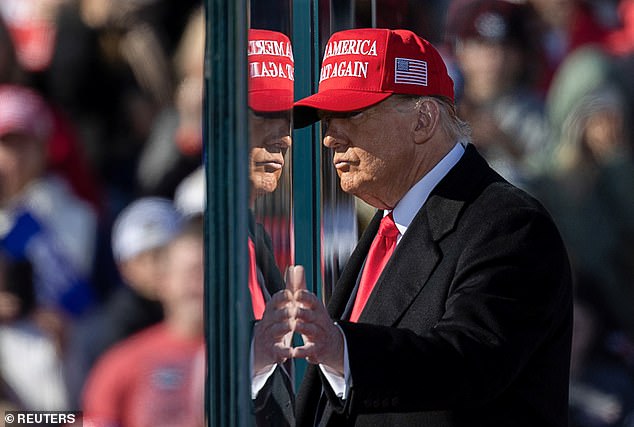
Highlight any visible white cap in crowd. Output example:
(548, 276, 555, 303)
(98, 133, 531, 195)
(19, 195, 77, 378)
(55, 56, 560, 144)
(174, 167, 205, 217)
(111, 197, 183, 262)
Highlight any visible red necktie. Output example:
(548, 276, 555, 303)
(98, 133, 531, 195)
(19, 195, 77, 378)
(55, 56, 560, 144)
(248, 237, 266, 320)
(349, 213, 399, 322)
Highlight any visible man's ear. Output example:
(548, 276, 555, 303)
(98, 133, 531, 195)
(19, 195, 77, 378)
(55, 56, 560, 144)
(413, 99, 439, 144)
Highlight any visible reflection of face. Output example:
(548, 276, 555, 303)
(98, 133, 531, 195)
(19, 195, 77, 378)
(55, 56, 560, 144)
(0, 133, 45, 206)
(248, 110, 292, 201)
(321, 97, 420, 209)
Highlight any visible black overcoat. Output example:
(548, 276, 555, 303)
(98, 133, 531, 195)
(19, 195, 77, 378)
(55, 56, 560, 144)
(296, 144, 573, 427)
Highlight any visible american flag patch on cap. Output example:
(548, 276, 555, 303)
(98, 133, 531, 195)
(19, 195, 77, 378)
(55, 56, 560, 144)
(394, 58, 428, 86)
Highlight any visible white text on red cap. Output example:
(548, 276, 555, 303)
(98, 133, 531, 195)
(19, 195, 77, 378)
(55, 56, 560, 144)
(323, 39, 378, 59)
(320, 39, 378, 83)
(248, 39, 294, 60)
(248, 39, 295, 81)
(250, 62, 294, 81)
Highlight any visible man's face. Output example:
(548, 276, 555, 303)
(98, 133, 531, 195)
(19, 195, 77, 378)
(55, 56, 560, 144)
(118, 247, 167, 301)
(0, 132, 45, 206)
(248, 110, 292, 199)
(320, 97, 420, 209)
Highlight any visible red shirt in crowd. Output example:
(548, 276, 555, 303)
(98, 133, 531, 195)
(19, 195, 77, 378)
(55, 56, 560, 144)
(82, 323, 204, 427)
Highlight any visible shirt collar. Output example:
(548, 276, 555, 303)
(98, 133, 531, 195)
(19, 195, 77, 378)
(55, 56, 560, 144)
(387, 142, 466, 236)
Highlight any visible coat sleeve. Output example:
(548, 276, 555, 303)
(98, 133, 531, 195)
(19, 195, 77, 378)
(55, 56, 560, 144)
(253, 363, 295, 427)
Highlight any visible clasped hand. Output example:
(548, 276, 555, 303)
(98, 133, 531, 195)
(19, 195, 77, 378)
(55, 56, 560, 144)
(253, 265, 344, 376)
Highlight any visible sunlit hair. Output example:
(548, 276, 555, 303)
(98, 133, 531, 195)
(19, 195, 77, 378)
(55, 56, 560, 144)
(391, 94, 471, 143)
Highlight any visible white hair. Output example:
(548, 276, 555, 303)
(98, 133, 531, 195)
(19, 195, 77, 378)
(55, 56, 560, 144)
(392, 94, 471, 143)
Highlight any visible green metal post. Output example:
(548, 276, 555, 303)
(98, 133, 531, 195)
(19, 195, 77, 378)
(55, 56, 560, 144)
(292, 0, 321, 389)
(204, 1, 252, 426)
(292, 0, 321, 295)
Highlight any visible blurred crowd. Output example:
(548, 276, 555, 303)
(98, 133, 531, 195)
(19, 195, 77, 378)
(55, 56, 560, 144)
(0, 0, 205, 425)
(441, 1, 634, 425)
(0, 0, 632, 426)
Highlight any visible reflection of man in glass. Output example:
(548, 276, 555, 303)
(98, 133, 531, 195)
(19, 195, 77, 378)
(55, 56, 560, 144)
(246, 28, 293, 319)
(246, 29, 295, 427)
(247, 28, 294, 205)
(248, 109, 291, 204)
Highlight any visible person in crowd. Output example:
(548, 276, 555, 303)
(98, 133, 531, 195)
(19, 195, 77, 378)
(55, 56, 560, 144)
(529, 58, 634, 424)
(257, 28, 573, 426)
(605, 0, 634, 56)
(541, 86, 634, 335)
(43, 0, 200, 206)
(82, 218, 204, 427)
(526, 0, 614, 91)
(447, 0, 550, 186)
(0, 16, 24, 85)
(136, 5, 205, 198)
(535, 45, 634, 335)
(0, 1, 105, 216)
(0, 84, 97, 320)
(0, 252, 69, 410)
(65, 197, 182, 406)
(0, 0, 61, 74)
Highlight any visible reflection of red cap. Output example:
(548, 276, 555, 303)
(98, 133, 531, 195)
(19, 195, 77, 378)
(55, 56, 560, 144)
(248, 29, 294, 112)
(294, 28, 454, 128)
(0, 84, 52, 140)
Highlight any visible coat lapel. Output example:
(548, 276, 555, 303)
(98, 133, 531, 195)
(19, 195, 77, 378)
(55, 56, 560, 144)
(356, 195, 467, 326)
(341, 144, 488, 327)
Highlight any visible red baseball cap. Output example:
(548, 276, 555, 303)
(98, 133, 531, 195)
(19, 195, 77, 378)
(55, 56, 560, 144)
(0, 84, 52, 141)
(248, 29, 294, 112)
(294, 28, 454, 128)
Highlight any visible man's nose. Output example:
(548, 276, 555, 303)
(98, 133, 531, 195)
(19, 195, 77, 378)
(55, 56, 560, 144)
(323, 133, 337, 148)
(322, 119, 347, 149)
(266, 134, 291, 150)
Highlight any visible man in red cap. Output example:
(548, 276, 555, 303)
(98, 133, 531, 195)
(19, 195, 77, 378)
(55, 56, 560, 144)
(265, 28, 573, 426)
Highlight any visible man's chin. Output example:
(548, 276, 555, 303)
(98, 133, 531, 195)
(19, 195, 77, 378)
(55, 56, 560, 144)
(337, 177, 358, 196)
(252, 176, 279, 196)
